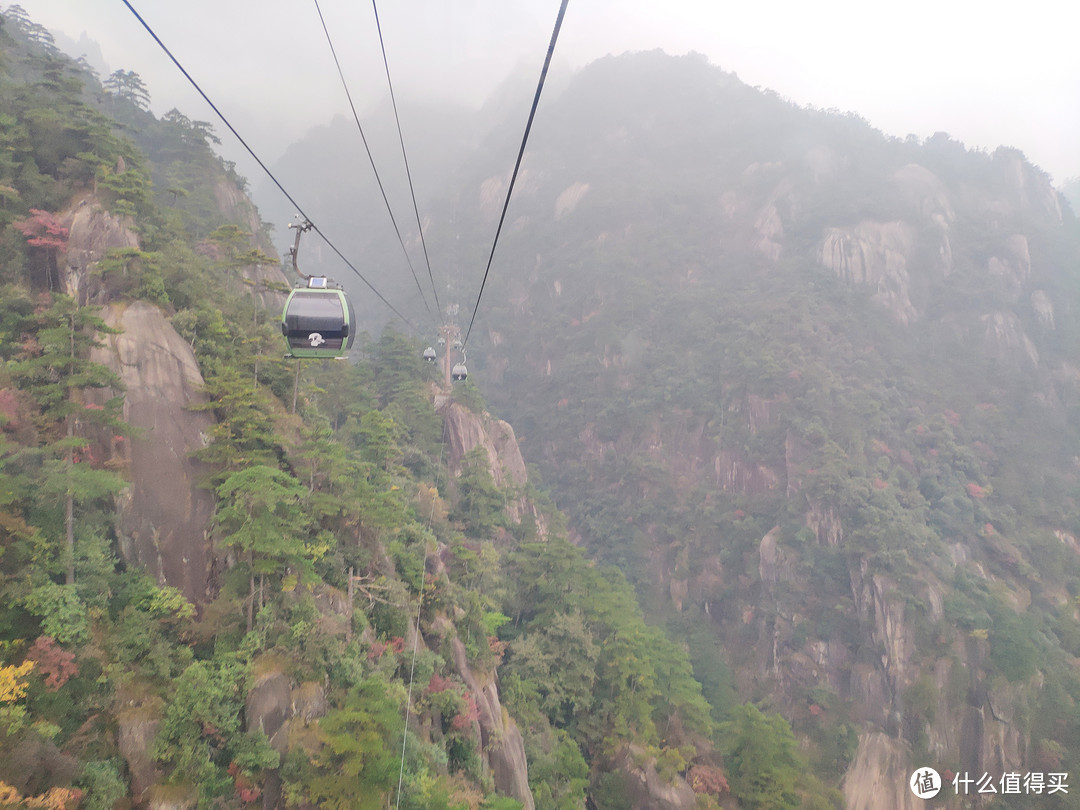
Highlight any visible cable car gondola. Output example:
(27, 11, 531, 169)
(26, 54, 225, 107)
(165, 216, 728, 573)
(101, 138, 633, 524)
(281, 277, 355, 359)
(423, 346, 437, 362)
(451, 361, 468, 381)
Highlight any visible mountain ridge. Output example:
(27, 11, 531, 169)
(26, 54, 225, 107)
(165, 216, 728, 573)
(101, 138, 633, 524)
(5, 12, 1080, 806)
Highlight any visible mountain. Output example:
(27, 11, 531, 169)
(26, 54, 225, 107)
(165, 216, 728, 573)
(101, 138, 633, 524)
(1064, 178, 1080, 215)
(1, 13, 767, 810)
(8, 3, 1080, 805)
(273, 48, 1080, 807)
(473, 51, 1080, 806)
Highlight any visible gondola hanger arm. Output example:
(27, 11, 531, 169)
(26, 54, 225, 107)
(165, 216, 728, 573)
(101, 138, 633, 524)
(287, 218, 315, 281)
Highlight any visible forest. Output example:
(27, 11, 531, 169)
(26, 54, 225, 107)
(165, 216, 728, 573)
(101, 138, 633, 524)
(0, 8, 846, 810)
(4, 5, 1080, 810)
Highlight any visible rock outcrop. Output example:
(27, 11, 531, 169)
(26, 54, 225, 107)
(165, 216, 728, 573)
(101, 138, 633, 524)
(431, 396, 540, 807)
(117, 702, 163, 806)
(89, 301, 216, 603)
(62, 196, 140, 304)
(820, 221, 918, 324)
(449, 637, 535, 810)
(438, 397, 547, 535)
(843, 732, 920, 810)
(614, 745, 697, 810)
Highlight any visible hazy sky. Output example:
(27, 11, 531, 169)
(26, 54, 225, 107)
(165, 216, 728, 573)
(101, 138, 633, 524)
(16, 0, 1080, 188)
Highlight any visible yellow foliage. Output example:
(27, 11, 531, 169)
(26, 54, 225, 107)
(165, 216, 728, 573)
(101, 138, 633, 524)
(0, 781, 81, 809)
(969, 628, 990, 640)
(0, 661, 34, 703)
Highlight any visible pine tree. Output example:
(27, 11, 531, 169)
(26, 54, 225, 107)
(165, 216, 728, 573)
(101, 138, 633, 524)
(7, 293, 124, 584)
(103, 69, 150, 110)
(214, 465, 316, 629)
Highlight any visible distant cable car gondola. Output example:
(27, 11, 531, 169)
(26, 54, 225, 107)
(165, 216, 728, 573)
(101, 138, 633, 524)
(451, 361, 468, 381)
(281, 277, 355, 359)
(423, 346, 437, 362)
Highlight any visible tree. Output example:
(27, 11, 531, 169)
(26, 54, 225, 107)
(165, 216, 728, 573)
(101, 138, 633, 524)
(193, 368, 283, 475)
(454, 447, 505, 537)
(506, 611, 598, 728)
(214, 465, 318, 629)
(306, 678, 403, 809)
(720, 704, 803, 810)
(7, 294, 124, 584)
(153, 659, 255, 800)
(103, 69, 150, 110)
(12, 208, 67, 289)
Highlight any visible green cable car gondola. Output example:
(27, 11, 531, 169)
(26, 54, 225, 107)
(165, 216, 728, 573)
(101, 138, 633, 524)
(281, 277, 355, 359)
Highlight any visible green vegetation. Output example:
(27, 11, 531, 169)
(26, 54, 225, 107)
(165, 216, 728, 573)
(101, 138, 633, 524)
(0, 14, 829, 808)
(6, 8, 1080, 809)
(464, 49, 1080, 809)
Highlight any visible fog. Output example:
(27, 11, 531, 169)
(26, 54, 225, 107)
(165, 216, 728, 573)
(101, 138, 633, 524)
(18, 0, 1080, 193)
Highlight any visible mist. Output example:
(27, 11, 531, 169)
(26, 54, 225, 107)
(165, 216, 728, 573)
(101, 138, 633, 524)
(22, 0, 1080, 198)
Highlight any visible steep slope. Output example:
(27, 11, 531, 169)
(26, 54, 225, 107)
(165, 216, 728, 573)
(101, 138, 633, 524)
(12, 9, 1080, 805)
(2, 17, 735, 809)
(443, 52, 1080, 803)
(253, 47, 1080, 805)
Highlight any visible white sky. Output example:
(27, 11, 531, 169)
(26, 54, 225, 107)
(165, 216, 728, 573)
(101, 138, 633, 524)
(14, 0, 1080, 188)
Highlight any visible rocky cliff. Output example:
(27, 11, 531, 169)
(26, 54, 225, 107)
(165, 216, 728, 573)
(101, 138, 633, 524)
(61, 192, 296, 605)
(55, 197, 215, 603)
(468, 53, 1080, 810)
(89, 300, 216, 603)
(437, 394, 547, 537)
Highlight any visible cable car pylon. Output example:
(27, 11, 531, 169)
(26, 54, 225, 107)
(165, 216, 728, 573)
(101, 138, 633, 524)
(438, 323, 466, 387)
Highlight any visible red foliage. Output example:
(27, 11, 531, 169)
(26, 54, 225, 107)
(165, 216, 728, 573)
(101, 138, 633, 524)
(967, 482, 987, 499)
(25, 636, 78, 690)
(872, 478, 889, 490)
(427, 673, 455, 694)
(982, 523, 996, 536)
(451, 690, 479, 732)
(808, 703, 823, 716)
(229, 761, 263, 804)
(687, 764, 729, 796)
(12, 209, 68, 250)
(367, 636, 406, 661)
(488, 635, 509, 663)
(943, 409, 961, 426)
